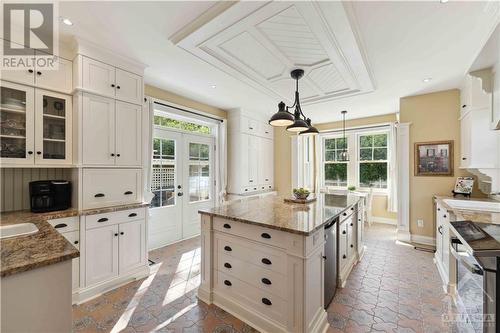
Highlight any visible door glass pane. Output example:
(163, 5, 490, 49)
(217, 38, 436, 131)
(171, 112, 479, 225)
(42, 95, 66, 160)
(188, 142, 210, 202)
(1, 87, 27, 158)
(151, 138, 176, 208)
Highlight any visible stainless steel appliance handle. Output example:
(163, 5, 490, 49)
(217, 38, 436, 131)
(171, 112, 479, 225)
(450, 247, 484, 276)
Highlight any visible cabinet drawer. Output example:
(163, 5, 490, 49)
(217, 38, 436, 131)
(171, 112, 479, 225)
(215, 270, 287, 326)
(214, 217, 288, 249)
(48, 216, 79, 233)
(82, 168, 141, 209)
(241, 116, 259, 135)
(214, 232, 286, 274)
(216, 252, 287, 299)
(85, 207, 145, 230)
(61, 230, 80, 250)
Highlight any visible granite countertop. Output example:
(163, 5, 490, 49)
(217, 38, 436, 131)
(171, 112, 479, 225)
(0, 202, 149, 277)
(434, 195, 500, 224)
(199, 193, 361, 235)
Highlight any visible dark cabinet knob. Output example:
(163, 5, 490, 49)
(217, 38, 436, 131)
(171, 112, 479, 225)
(74, 240, 79, 245)
(265, 178, 269, 181)
(116, 153, 121, 157)
(462, 104, 466, 108)
(343, 255, 347, 259)
(177, 192, 183, 197)
(261, 233, 271, 239)
(54, 223, 67, 229)
(28, 69, 34, 73)
(249, 127, 253, 130)
(116, 85, 121, 89)
(177, 185, 182, 189)
(97, 218, 108, 223)
(351, 207, 354, 211)
(350, 244, 354, 248)
(462, 157, 467, 160)
(114, 233, 118, 237)
(36, 151, 41, 155)
(262, 298, 272, 306)
(223, 223, 231, 229)
(443, 215, 447, 218)
(224, 280, 232, 286)
(343, 212, 347, 216)
(261, 258, 272, 265)
(111, 153, 115, 156)
(437, 208, 441, 211)
(111, 84, 115, 87)
(224, 246, 232, 252)
(120, 232, 124, 235)
(249, 180, 253, 183)
(28, 151, 33, 155)
(94, 193, 105, 198)
(224, 263, 232, 269)
(36, 71, 41, 75)
(342, 230, 346, 235)
(124, 191, 133, 195)
(261, 278, 272, 285)
(128, 213, 137, 217)
(350, 223, 353, 226)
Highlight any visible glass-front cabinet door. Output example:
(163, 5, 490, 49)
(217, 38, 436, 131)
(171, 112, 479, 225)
(0, 81, 35, 164)
(34, 90, 72, 164)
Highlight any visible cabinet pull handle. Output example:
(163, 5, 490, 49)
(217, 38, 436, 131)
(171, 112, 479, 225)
(111, 84, 115, 88)
(124, 191, 133, 195)
(262, 298, 272, 306)
(265, 179, 269, 181)
(36, 151, 42, 155)
(74, 240, 79, 245)
(114, 233, 119, 237)
(438, 225, 443, 235)
(261, 233, 271, 239)
(462, 157, 467, 160)
(224, 280, 232, 286)
(462, 104, 466, 108)
(437, 208, 440, 211)
(443, 214, 447, 218)
(224, 263, 232, 269)
(94, 193, 105, 197)
(244, 189, 248, 192)
(351, 207, 354, 211)
(36, 71, 41, 76)
(343, 212, 347, 216)
(28, 151, 33, 155)
(249, 127, 253, 130)
(116, 153, 121, 157)
(261, 278, 272, 285)
(97, 218, 108, 223)
(249, 180, 253, 183)
(343, 255, 347, 259)
(224, 246, 232, 252)
(350, 244, 354, 248)
(223, 223, 231, 229)
(350, 223, 353, 226)
(261, 258, 272, 265)
(111, 153, 115, 156)
(128, 213, 137, 217)
(253, 188, 257, 190)
(28, 69, 34, 73)
(54, 223, 67, 229)
(120, 232, 124, 235)
(116, 86, 121, 89)
(342, 230, 346, 235)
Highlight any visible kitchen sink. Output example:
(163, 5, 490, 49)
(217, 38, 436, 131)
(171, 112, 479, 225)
(0, 223, 39, 239)
(443, 199, 500, 213)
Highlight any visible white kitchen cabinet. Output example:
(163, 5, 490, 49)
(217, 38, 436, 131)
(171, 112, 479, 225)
(115, 69, 143, 105)
(247, 134, 259, 189)
(258, 137, 274, 189)
(35, 54, 73, 94)
(435, 201, 451, 289)
(82, 57, 116, 98)
(85, 224, 119, 286)
(118, 220, 146, 274)
(115, 101, 142, 166)
(81, 93, 115, 165)
(1, 66, 35, 87)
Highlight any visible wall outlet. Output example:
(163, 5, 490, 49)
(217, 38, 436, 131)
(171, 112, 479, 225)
(417, 219, 424, 227)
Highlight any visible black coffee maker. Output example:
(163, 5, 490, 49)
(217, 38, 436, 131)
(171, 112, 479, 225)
(29, 180, 71, 213)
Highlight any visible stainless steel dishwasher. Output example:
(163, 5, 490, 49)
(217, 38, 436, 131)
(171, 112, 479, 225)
(324, 217, 338, 308)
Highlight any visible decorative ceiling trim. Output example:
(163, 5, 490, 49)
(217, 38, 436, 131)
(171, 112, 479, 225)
(172, 1, 375, 106)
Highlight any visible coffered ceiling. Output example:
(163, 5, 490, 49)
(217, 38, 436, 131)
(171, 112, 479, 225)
(173, 2, 374, 106)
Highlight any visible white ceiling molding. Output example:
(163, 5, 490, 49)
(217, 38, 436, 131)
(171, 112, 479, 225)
(172, 1, 375, 106)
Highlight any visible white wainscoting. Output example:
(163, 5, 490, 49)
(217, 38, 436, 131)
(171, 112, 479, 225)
(411, 234, 436, 246)
(0, 168, 72, 212)
(371, 217, 398, 225)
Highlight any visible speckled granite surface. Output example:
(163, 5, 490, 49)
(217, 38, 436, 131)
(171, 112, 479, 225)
(199, 193, 361, 235)
(434, 195, 500, 224)
(0, 202, 149, 277)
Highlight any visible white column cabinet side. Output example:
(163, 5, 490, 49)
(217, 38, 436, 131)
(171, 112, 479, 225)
(115, 101, 142, 166)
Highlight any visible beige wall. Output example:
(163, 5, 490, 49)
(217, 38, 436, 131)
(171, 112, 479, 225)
(145, 84, 227, 119)
(274, 113, 398, 220)
(400, 89, 484, 238)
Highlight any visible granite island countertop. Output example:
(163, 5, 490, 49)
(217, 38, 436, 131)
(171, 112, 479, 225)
(199, 193, 362, 235)
(434, 195, 500, 224)
(0, 202, 150, 277)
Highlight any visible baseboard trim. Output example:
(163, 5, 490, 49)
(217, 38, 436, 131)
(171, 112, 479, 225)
(411, 234, 435, 246)
(397, 229, 411, 242)
(371, 217, 397, 225)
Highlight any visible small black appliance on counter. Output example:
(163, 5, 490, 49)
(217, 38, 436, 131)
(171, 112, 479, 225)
(29, 180, 71, 213)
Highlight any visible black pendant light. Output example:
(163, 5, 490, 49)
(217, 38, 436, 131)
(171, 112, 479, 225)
(268, 69, 317, 135)
(338, 110, 349, 161)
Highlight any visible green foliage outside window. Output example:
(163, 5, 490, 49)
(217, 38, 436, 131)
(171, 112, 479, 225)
(359, 134, 388, 188)
(154, 115, 211, 134)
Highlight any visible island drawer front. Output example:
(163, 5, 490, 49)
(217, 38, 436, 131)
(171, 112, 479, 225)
(216, 252, 287, 299)
(85, 208, 146, 230)
(215, 270, 287, 326)
(213, 217, 288, 248)
(48, 216, 79, 233)
(61, 230, 80, 250)
(214, 232, 286, 274)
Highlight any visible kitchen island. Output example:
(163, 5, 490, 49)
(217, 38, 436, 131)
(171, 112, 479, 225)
(198, 193, 364, 333)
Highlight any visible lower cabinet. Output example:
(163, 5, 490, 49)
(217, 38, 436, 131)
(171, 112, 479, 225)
(435, 201, 450, 287)
(337, 206, 361, 288)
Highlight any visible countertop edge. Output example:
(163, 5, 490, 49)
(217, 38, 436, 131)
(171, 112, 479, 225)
(1, 249, 79, 278)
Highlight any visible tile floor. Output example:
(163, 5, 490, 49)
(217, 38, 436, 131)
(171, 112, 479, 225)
(73, 224, 457, 333)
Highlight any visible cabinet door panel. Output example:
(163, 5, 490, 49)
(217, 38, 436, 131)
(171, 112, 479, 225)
(119, 220, 146, 274)
(35, 53, 72, 94)
(85, 225, 118, 286)
(115, 101, 141, 166)
(1, 48, 35, 86)
(248, 135, 259, 190)
(115, 69, 142, 105)
(82, 57, 115, 98)
(339, 222, 348, 272)
(0, 81, 35, 165)
(460, 112, 471, 168)
(82, 93, 115, 165)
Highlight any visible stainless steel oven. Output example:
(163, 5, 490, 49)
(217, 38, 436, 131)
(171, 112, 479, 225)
(451, 237, 498, 333)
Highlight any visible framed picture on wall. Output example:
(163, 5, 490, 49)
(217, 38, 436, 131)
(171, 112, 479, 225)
(414, 140, 454, 176)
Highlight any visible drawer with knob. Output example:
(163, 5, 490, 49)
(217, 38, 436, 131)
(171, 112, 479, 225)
(216, 252, 287, 299)
(61, 230, 80, 250)
(85, 207, 146, 230)
(214, 232, 287, 274)
(48, 216, 79, 233)
(214, 270, 287, 326)
(214, 217, 288, 249)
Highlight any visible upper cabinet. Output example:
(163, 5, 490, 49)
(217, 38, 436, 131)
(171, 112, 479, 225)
(75, 56, 143, 105)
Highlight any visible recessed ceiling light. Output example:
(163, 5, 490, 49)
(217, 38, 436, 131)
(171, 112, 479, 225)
(440, 0, 449, 3)
(60, 17, 73, 26)
(423, 78, 432, 83)
(211, 85, 216, 89)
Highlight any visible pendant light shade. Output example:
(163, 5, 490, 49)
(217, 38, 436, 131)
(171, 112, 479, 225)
(286, 116, 309, 132)
(269, 101, 294, 127)
(299, 118, 319, 136)
(338, 110, 350, 161)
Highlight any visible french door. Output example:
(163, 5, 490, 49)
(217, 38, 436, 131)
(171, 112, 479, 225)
(149, 129, 215, 250)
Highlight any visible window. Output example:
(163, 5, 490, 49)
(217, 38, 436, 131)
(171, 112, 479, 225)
(358, 133, 388, 189)
(150, 138, 176, 208)
(154, 115, 211, 134)
(188, 143, 211, 202)
(324, 137, 348, 187)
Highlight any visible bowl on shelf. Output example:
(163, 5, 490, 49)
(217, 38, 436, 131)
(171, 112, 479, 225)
(293, 188, 310, 200)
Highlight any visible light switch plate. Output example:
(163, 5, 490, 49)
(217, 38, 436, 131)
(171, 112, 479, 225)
(417, 219, 424, 227)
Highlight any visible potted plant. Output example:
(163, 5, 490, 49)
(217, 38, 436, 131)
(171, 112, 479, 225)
(292, 188, 310, 200)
